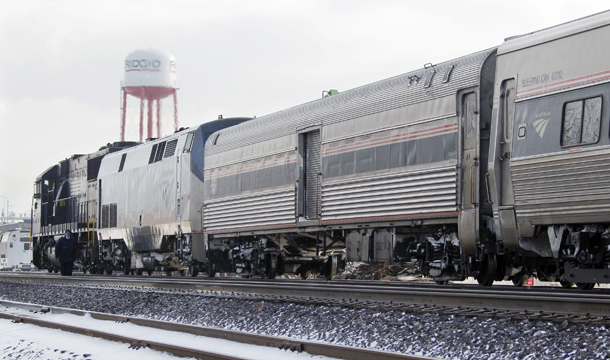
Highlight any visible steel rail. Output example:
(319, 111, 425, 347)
(0, 300, 434, 360)
(2, 273, 610, 317)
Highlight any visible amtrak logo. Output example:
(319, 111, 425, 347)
(533, 118, 550, 138)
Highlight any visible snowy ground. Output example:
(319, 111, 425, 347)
(0, 280, 609, 359)
(0, 316, 186, 360)
(0, 306, 331, 360)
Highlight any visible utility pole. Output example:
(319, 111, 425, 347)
(0, 196, 6, 224)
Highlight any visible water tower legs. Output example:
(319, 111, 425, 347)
(121, 90, 127, 142)
(147, 98, 154, 139)
(156, 100, 162, 138)
(173, 90, 179, 132)
(139, 88, 145, 142)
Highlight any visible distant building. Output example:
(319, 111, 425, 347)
(0, 219, 32, 233)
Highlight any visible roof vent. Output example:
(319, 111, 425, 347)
(322, 89, 339, 98)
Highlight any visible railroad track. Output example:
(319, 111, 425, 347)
(2, 272, 610, 319)
(0, 299, 432, 360)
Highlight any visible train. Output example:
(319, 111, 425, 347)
(32, 11, 610, 289)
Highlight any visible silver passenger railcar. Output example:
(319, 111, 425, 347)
(488, 11, 610, 289)
(199, 48, 497, 282)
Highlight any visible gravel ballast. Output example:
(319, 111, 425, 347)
(0, 280, 608, 359)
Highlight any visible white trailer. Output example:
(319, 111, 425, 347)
(0, 229, 33, 270)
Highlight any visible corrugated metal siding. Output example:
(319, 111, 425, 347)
(322, 165, 458, 221)
(204, 187, 295, 230)
(512, 148, 610, 218)
(206, 48, 495, 156)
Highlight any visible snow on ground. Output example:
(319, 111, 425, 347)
(0, 306, 331, 360)
(0, 317, 185, 360)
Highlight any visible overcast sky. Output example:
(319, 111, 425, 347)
(1, 1, 609, 215)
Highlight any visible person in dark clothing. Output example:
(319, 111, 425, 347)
(55, 230, 78, 276)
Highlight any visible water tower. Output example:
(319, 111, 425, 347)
(121, 49, 180, 142)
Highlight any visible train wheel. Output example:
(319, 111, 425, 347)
(180, 270, 187, 276)
(576, 283, 595, 290)
(105, 269, 113, 275)
(165, 270, 173, 276)
(136, 269, 143, 276)
(477, 253, 496, 286)
(327, 254, 341, 280)
(435, 280, 449, 285)
(188, 265, 199, 277)
(148, 270, 154, 276)
(559, 280, 574, 288)
(512, 272, 527, 286)
(47, 268, 53, 273)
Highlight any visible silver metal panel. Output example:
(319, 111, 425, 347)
(205, 49, 495, 157)
(458, 210, 477, 254)
(96, 127, 198, 250)
(322, 165, 458, 221)
(498, 208, 520, 251)
(346, 230, 370, 262)
(499, 11, 610, 56)
(511, 147, 610, 223)
(374, 229, 393, 262)
(204, 187, 295, 230)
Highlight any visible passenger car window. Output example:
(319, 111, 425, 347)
(562, 96, 601, 146)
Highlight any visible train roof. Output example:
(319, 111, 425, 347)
(499, 10, 610, 55)
(205, 47, 496, 156)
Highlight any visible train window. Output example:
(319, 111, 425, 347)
(154, 141, 166, 162)
(561, 96, 601, 146)
(118, 154, 126, 172)
(10, 243, 13, 248)
(148, 144, 158, 164)
(164, 139, 178, 158)
(24, 243, 30, 251)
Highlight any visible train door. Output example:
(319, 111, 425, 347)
(458, 91, 479, 254)
(297, 129, 321, 221)
(496, 79, 519, 250)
